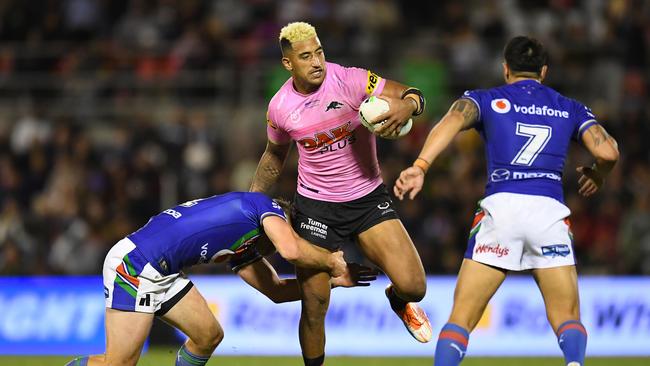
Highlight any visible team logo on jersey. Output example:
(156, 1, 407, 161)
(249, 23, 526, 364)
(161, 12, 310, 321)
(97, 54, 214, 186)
(297, 121, 356, 153)
(491, 98, 511, 114)
(326, 101, 344, 112)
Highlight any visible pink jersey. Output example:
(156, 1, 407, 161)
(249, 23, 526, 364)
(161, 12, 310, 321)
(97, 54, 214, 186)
(267, 62, 386, 202)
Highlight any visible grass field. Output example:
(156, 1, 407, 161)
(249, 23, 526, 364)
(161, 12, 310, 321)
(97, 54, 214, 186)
(2, 349, 648, 366)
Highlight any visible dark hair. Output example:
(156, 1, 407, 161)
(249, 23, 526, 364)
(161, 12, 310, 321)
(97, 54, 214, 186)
(279, 38, 292, 55)
(504, 36, 548, 75)
(273, 197, 292, 219)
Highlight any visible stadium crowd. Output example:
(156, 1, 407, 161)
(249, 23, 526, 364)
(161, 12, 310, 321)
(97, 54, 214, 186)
(0, 0, 649, 275)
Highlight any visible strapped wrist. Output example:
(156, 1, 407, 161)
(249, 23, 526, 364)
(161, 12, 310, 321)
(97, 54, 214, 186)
(401, 88, 426, 116)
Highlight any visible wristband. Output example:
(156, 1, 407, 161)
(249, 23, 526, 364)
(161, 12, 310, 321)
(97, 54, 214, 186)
(401, 88, 426, 116)
(413, 157, 430, 174)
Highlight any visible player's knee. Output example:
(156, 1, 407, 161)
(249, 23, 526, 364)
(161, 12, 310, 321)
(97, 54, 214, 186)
(207, 329, 224, 351)
(204, 324, 224, 351)
(192, 322, 224, 352)
(302, 288, 330, 309)
(548, 303, 580, 327)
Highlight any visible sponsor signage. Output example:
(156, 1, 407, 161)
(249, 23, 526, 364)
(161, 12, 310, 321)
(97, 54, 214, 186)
(0, 276, 648, 356)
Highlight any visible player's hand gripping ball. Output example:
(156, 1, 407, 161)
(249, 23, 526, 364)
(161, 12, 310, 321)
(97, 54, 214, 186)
(359, 96, 413, 139)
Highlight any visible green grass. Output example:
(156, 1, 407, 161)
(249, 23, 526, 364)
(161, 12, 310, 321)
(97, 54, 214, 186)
(1, 348, 648, 366)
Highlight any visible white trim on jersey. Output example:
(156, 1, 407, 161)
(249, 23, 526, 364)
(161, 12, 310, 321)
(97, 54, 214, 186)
(260, 212, 287, 222)
(577, 119, 597, 136)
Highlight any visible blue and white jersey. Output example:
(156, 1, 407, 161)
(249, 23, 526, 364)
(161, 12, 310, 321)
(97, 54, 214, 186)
(462, 80, 598, 202)
(128, 192, 286, 274)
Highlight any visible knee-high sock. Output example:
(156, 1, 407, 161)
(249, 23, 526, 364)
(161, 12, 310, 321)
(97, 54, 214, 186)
(433, 323, 469, 366)
(176, 344, 210, 366)
(557, 320, 587, 365)
(64, 356, 89, 366)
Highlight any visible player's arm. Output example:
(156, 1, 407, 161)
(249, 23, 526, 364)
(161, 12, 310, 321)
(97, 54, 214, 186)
(373, 80, 425, 138)
(262, 215, 346, 276)
(236, 258, 300, 303)
(250, 139, 291, 193)
(576, 124, 619, 197)
(394, 98, 478, 200)
(236, 258, 379, 303)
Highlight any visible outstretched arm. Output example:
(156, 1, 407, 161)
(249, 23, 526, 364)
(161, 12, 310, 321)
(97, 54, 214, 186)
(236, 259, 379, 303)
(262, 215, 345, 276)
(576, 124, 619, 196)
(394, 98, 478, 200)
(237, 258, 300, 303)
(250, 139, 291, 193)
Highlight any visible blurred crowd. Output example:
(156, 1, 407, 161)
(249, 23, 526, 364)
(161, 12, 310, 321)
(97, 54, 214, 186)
(0, 0, 649, 276)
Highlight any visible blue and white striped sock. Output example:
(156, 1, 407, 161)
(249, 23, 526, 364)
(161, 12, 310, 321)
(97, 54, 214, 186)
(176, 344, 210, 366)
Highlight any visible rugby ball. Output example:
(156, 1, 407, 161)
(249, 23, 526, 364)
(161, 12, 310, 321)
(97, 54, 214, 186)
(359, 96, 413, 139)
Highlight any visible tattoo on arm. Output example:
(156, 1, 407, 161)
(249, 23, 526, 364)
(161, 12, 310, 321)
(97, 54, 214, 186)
(250, 144, 289, 193)
(450, 99, 478, 127)
(587, 125, 610, 147)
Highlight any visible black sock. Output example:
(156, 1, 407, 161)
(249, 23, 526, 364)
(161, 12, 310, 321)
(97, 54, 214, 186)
(387, 286, 408, 312)
(303, 354, 325, 366)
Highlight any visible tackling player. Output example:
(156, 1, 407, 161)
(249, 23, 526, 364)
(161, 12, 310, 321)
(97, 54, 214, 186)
(394, 36, 619, 366)
(64, 192, 376, 366)
(250, 22, 432, 366)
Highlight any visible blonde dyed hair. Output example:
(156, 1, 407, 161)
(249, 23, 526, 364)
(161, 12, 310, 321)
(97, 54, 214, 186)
(279, 22, 317, 53)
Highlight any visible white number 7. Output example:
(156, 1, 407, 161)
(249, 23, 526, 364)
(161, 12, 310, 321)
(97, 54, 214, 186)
(511, 122, 552, 166)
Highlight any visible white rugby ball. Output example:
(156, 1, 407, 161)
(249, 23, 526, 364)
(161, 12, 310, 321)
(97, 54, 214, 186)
(359, 96, 413, 139)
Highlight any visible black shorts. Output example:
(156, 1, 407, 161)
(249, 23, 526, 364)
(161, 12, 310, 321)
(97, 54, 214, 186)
(291, 184, 400, 250)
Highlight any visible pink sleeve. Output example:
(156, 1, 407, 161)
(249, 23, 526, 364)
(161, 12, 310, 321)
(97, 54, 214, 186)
(338, 65, 386, 104)
(266, 108, 291, 144)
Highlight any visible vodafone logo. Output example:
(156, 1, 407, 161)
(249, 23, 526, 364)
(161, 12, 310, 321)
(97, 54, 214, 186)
(491, 98, 511, 113)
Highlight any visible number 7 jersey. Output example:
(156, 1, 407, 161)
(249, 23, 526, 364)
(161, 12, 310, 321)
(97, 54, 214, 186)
(462, 79, 598, 203)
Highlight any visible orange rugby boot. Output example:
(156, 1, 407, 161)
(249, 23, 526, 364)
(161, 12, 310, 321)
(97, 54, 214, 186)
(385, 284, 433, 343)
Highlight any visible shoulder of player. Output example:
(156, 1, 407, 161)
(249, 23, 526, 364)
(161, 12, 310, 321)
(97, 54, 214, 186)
(326, 61, 369, 80)
(267, 81, 296, 124)
(242, 192, 285, 223)
(548, 90, 591, 116)
(243, 191, 271, 202)
(268, 78, 294, 107)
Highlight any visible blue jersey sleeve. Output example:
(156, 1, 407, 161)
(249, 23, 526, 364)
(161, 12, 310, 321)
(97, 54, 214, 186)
(228, 193, 286, 272)
(245, 192, 287, 223)
(572, 100, 599, 140)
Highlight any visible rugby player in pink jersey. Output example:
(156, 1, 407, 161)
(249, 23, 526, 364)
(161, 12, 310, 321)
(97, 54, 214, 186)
(249, 22, 432, 366)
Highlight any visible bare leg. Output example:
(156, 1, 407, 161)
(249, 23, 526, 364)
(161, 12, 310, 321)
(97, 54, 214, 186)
(434, 259, 506, 366)
(357, 219, 431, 342)
(356, 219, 426, 302)
(160, 286, 224, 358)
(296, 266, 331, 364)
(532, 265, 580, 331)
(447, 259, 506, 330)
(85, 308, 153, 366)
(533, 265, 586, 366)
